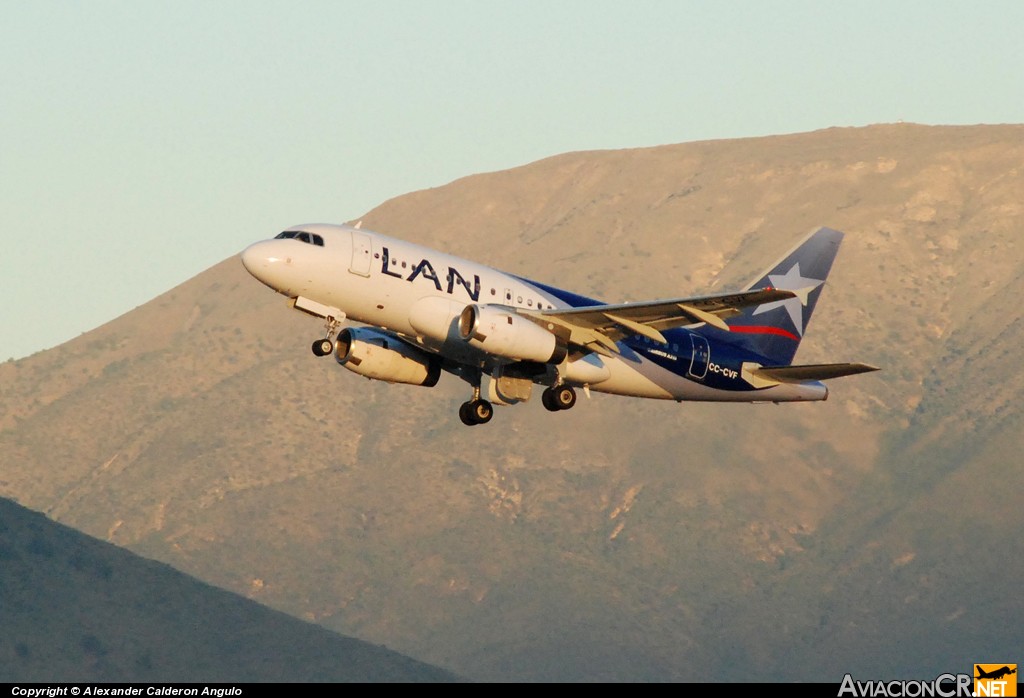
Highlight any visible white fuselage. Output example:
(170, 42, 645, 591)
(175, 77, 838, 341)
(241, 224, 827, 404)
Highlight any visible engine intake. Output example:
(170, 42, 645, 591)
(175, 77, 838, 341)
(458, 304, 567, 364)
(335, 328, 441, 387)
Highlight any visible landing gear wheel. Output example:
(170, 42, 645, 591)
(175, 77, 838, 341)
(543, 386, 577, 411)
(470, 399, 493, 424)
(312, 338, 334, 357)
(542, 387, 560, 412)
(554, 386, 577, 410)
(459, 399, 493, 425)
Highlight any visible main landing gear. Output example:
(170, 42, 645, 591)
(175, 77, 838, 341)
(458, 386, 576, 425)
(454, 368, 578, 426)
(541, 385, 577, 412)
(458, 373, 493, 426)
(459, 398, 494, 426)
(311, 316, 343, 357)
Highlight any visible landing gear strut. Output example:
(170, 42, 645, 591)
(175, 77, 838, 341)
(542, 385, 577, 412)
(311, 316, 343, 357)
(458, 370, 493, 426)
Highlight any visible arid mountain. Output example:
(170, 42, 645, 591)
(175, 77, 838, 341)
(2, 124, 1022, 680)
(0, 497, 455, 681)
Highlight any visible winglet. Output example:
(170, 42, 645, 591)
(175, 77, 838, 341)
(792, 285, 816, 306)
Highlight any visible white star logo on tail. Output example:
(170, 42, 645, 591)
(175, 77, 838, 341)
(752, 263, 824, 336)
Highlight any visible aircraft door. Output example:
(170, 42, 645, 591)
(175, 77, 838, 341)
(350, 231, 373, 277)
(688, 334, 710, 379)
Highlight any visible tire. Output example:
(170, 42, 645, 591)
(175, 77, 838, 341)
(312, 338, 333, 356)
(541, 388, 560, 412)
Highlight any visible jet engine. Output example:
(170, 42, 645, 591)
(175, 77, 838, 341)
(334, 328, 441, 386)
(458, 304, 567, 364)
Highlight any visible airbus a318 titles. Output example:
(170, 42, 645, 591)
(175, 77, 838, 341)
(241, 223, 877, 425)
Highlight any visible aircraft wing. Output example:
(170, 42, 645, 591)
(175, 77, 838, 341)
(521, 287, 795, 356)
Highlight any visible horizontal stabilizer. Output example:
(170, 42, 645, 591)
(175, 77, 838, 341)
(750, 362, 880, 384)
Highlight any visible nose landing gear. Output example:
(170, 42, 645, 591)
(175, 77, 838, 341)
(312, 338, 334, 356)
(311, 316, 344, 357)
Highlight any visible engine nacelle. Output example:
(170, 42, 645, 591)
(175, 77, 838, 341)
(458, 304, 567, 364)
(334, 327, 441, 387)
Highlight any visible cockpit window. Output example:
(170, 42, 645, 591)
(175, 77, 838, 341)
(275, 231, 324, 247)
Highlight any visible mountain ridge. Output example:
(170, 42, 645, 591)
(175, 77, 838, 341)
(2, 123, 1022, 680)
(0, 497, 456, 682)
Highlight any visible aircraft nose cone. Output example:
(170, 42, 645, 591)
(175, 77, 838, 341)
(240, 242, 267, 276)
(240, 240, 290, 291)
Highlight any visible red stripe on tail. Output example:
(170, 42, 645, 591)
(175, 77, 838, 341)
(728, 325, 801, 341)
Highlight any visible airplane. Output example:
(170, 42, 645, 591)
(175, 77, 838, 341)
(241, 223, 878, 425)
(976, 666, 1017, 681)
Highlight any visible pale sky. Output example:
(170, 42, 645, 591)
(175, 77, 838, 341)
(2, 1, 1022, 360)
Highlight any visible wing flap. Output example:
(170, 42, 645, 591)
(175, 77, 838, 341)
(602, 312, 668, 344)
(523, 287, 795, 348)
